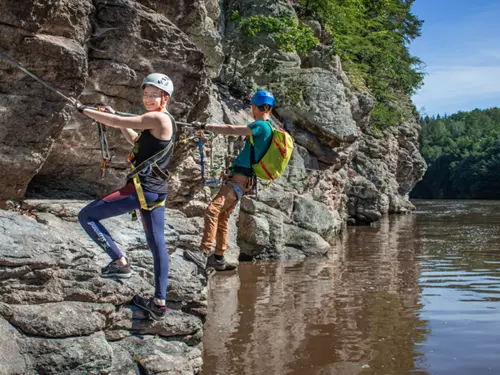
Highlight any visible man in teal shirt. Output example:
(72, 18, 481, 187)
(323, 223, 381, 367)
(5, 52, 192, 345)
(185, 90, 275, 272)
(231, 119, 273, 178)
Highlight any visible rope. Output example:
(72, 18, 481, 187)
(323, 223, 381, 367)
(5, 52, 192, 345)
(92, 107, 113, 178)
(198, 130, 221, 186)
(96, 122, 111, 161)
(94, 121, 112, 178)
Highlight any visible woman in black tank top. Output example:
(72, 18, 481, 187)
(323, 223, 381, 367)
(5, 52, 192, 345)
(129, 128, 174, 194)
(69, 73, 176, 321)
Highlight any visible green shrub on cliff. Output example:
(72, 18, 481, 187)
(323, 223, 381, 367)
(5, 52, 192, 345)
(232, 1, 424, 129)
(231, 11, 320, 55)
(298, 0, 424, 128)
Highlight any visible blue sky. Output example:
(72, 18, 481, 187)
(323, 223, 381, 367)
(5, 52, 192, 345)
(410, 0, 500, 116)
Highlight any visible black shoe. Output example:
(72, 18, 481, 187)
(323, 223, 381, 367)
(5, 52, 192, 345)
(132, 295, 168, 321)
(183, 249, 209, 270)
(207, 254, 238, 271)
(101, 259, 132, 279)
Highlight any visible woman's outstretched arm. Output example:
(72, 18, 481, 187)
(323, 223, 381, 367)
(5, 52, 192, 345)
(68, 97, 165, 131)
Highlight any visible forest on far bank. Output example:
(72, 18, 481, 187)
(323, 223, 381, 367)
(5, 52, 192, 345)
(412, 107, 500, 199)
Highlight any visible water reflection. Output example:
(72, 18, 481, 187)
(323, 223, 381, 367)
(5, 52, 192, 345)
(416, 200, 500, 375)
(205, 212, 430, 375)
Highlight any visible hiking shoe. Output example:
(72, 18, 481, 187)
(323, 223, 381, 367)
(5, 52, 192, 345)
(132, 295, 168, 321)
(101, 260, 132, 279)
(183, 249, 209, 270)
(207, 254, 238, 271)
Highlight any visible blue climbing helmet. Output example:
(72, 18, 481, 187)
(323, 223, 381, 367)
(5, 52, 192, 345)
(251, 90, 275, 108)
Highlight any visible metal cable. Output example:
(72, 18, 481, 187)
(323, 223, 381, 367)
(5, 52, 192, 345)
(0, 49, 72, 101)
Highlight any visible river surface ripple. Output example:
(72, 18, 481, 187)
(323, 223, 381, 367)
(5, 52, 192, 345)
(203, 200, 500, 375)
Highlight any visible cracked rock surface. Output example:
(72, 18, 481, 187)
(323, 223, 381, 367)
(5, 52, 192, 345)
(0, 202, 206, 375)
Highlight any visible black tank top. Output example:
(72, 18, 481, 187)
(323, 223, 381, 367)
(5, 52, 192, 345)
(129, 113, 176, 194)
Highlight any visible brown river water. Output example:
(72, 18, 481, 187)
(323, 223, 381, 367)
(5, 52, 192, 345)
(203, 200, 500, 375)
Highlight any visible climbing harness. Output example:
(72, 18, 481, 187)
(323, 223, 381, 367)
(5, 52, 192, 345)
(198, 130, 221, 186)
(127, 113, 177, 213)
(126, 137, 172, 221)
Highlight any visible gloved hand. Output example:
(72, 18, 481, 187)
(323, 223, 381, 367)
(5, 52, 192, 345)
(192, 121, 206, 130)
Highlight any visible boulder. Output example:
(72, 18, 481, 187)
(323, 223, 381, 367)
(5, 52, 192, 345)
(0, 317, 28, 375)
(0, 0, 91, 200)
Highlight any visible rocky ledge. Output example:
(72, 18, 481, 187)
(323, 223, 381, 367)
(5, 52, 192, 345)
(0, 201, 213, 375)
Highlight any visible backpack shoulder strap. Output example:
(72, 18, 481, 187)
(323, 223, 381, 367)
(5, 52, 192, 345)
(248, 120, 274, 165)
(249, 135, 255, 165)
(265, 119, 276, 129)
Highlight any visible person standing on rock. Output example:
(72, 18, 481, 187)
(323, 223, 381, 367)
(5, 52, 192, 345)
(68, 73, 176, 321)
(184, 90, 276, 273)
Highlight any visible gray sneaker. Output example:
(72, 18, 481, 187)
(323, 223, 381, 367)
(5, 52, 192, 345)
(132, 295, 167, 321)
(207, 254, 238, 271)
(101, 259, 132, 279)
(183, 249, 208, 270)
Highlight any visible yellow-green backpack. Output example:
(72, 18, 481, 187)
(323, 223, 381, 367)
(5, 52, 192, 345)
(249, 121, 294, 181)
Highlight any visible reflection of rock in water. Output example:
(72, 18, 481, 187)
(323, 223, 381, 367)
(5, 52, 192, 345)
(315, 362, 361, 375)
(204, 273, 241, 367)
(203, 213, 429, 375)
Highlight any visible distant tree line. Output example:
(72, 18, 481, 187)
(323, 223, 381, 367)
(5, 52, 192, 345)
(412, 108, 500, 199)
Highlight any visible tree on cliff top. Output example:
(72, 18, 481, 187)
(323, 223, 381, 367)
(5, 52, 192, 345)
(232, 0, 424, 129)
(298, 0, 425, 128)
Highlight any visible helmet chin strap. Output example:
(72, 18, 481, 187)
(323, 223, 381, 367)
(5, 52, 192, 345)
(252, 105, 271, 120)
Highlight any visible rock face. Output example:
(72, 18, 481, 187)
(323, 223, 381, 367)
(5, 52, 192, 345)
(23, 0, 210, 199)
(0, 0, 425, 226)
(215, 0, 425, 236)
(347, 119, 427, 224)
(0, 0, 426, 372)
(0, 0, 91, 200)
(0, 202, 206, 374)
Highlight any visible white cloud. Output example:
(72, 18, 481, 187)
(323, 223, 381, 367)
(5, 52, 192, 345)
(409, 1, 500, 115)
(412, 65, 500, 115)
(478, 48, 500, 60)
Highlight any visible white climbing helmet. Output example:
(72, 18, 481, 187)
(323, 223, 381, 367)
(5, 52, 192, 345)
(142, 73, 174, 96)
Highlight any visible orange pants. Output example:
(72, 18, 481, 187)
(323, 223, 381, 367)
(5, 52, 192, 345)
(200, 174, 250, 256)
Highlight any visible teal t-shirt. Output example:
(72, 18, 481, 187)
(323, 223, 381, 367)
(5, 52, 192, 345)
(232, 120, 273, 175)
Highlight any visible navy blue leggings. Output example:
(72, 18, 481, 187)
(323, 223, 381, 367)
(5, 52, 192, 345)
(78, 183, 169, 301)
